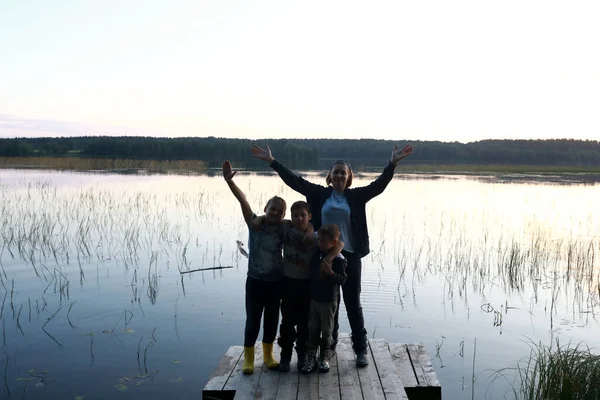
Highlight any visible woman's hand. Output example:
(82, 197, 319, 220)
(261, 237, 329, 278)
(222, 160, 237, 181)
(251, 145, 275, 163)
(391, 145, 414, 165)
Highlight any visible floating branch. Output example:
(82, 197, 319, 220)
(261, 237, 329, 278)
(179, 266, 233, 275)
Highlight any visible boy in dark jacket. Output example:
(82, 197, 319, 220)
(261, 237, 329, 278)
(302, 224, 348, 374)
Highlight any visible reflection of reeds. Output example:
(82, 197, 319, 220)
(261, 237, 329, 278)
(389, 209, 600, 324)
(0, 181, 213, 275)
(67, 301, 76, 328)
(147, 252, 158, 305)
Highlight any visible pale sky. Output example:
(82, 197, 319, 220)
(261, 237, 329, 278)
(1, 0, 599, 142)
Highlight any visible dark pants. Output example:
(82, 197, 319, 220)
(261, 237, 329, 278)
(277, 277, 310, 356)
(244, 276, 281, 347)
(332, 251, 368, 354)
(307, 299, 337, 352)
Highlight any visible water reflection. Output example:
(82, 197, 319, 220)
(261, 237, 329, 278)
(0, 169, 599, 399)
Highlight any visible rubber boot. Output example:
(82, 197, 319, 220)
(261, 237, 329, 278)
(242, 346, 255, 375)
(262, 342, 279, 370)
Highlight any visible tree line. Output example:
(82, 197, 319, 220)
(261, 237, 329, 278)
(1, 136, 600, 170)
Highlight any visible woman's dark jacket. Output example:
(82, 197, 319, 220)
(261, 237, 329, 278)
(270, 159, 397, 259)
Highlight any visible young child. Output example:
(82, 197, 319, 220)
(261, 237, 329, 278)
(222, 160, 284, 374)
(302, 224, 348, 374)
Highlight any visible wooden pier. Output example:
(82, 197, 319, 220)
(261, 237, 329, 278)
(203, 334, 441, 400)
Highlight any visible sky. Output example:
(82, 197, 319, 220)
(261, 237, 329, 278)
(1, 0, 599, 143)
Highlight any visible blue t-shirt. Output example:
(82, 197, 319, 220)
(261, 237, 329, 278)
(246, 214, 284, 281)
(321, 191, 354, 253)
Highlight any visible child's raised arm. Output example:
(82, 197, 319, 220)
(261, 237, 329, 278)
(223, 160, 253, 223)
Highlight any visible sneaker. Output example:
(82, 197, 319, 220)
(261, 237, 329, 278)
(356, 352, 369, 367)
(319, 358, 330, 372)
(296, 352, 307, 371)
(301, 351, 318, 374)
(320, 347, 331, 361)
(279, 354, 291, 372)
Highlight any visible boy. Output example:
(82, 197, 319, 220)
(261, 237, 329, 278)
(222, 160, 284, 374)
(302, 224, 347, 374)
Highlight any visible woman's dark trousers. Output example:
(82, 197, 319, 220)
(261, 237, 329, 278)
(277, 277, 311, 357)
(331, 252, 368, 354)
(244, 276, 281, 347)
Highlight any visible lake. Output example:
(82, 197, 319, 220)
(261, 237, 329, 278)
(1, 168, 599, 399)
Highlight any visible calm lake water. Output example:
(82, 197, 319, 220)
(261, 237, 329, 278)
(1, 168, 599, 399)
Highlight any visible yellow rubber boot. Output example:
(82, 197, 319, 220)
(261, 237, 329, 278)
(242, 346, 255, 375)
(262, 342, 279, 370)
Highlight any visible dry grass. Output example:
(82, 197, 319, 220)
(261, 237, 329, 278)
(0, 157, 206, 173)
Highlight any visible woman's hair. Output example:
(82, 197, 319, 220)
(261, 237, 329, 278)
(325, 160, 353, 189)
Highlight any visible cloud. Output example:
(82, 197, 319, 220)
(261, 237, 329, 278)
(0, 114, 163, 138)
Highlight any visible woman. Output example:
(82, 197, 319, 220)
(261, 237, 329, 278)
(252, 143, 413, 367)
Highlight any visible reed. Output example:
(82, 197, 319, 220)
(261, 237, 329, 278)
(494, 341, 600, 399)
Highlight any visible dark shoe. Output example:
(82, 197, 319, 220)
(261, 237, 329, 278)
(319, 358, 330, 372)
(356, 352, 369, 367)
(320, 347, 332, 361)
(279, 353, 291, 372)
(301, 351, 318, 374)
(319, 348, 331, 372)
(296, 351, 307, 371)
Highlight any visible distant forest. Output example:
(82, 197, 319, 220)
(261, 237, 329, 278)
(1, 136, 600, 170)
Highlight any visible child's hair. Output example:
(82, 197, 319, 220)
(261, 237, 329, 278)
(290, 201, 311, 214)
(266, 196, 287, 210)
(325, 160, 354, 189)
(318, 224, 341, 241)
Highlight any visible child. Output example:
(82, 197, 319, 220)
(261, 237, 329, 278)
(222, 160, 284, 374)
(278, 202, 344, 372)
(302, 224, 347, 374)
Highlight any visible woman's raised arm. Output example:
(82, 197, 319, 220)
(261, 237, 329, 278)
(354, 144, 413, 202)
(251, 145, 322, 196)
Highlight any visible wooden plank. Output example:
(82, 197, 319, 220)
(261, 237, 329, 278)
(356, 345, 385, 400)
(405, 344, 442, 400)
(297, 337, 319, 400)
(298, 369, 319, 400)
(387, 343, 419, 388)
(254, 342, 282, 400)
(226, 342, 264, 400)
(275, 351, 299, 400)
(203, 346, 244, 400)
(369, 340, 408, 400)
(336, 336, 363, 400)
(318, 351, 341, 400)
